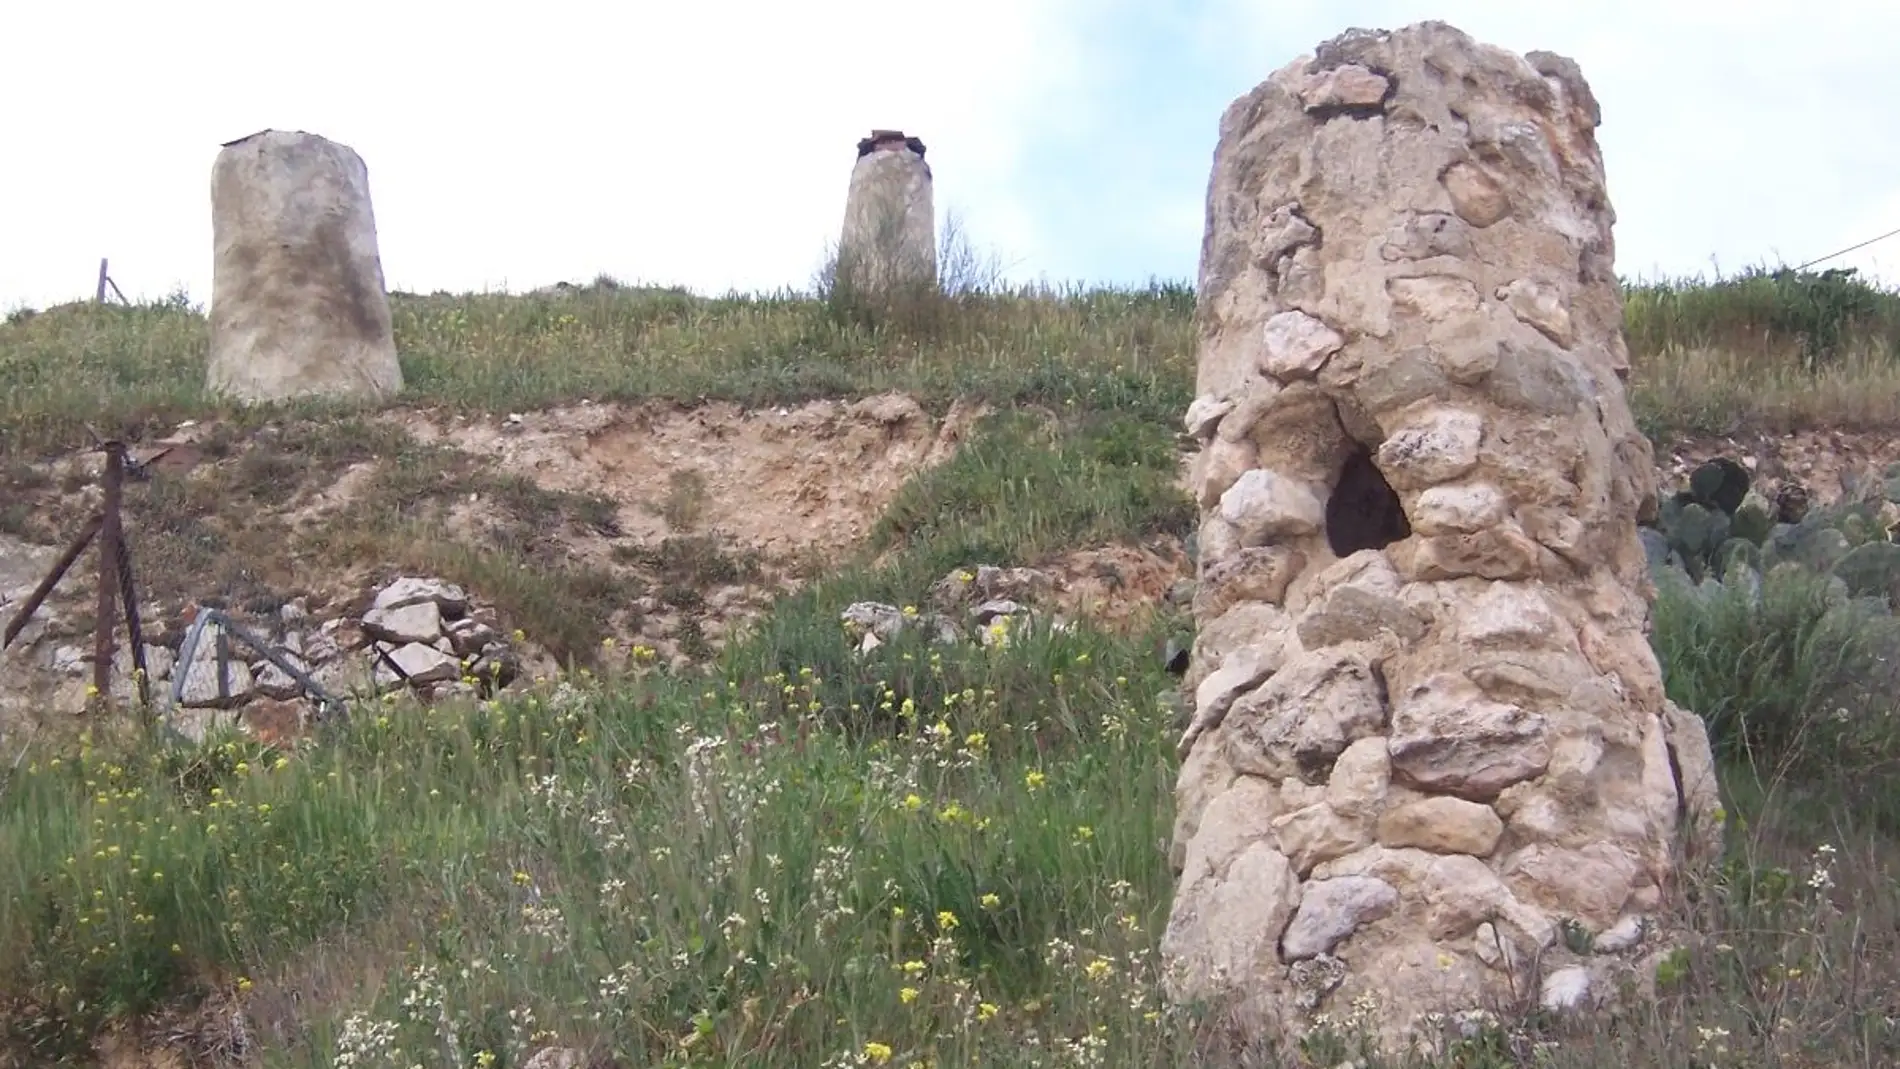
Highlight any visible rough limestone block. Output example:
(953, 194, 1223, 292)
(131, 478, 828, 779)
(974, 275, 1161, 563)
(836, 130, 937, 296)
(1164, 20, 1722, 1056)
(207, 129, 402, 404)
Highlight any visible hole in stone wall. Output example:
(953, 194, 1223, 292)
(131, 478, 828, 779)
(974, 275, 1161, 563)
(1325, 443, 1411, 557)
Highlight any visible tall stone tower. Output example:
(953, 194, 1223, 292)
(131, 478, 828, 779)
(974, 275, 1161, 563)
(836, 129, 937, 296)
(1162, 21, 1722, 1058)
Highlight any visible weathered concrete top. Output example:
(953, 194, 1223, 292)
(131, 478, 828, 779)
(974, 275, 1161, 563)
(857, 129, 928, 161)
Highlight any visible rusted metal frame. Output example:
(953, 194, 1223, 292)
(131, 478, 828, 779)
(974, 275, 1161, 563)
(2, 513, 103, 650)
(171, 606, 351, 726)
(112, 523, 151, 714)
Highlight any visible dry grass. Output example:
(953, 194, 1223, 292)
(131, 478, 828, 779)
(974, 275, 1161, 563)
(1629, 343, 1900, 436)
(4, 266, 1898, 472)
(2, 265, 1900, 1066)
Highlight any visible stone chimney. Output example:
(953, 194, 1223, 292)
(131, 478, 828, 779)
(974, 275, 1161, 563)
(835, 129, 937, 296)
(1161, 21, 1723, 1058)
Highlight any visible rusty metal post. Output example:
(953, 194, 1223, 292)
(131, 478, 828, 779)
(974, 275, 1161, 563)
(92, 442, 127, 706)
(115, 526, 151, 714)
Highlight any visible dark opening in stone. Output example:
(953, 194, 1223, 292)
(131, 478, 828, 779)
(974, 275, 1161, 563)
(1326, 444, 1410, 557)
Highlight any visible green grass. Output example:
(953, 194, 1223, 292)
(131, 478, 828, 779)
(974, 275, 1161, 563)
(4, 265, 1900, 1065)
(0, 629, 1187, 1068)
(3, 551, 1897, 1067)
(0, 281, 1197, 467)
(2, 399, 1898, 1066)
(1622, 265, 1900, 371)
(0, 397, 1210, 1067)
(1652, 562, 1900, 830)
(6, 265, 1900, 469)
(1622, 265, 1900, 436)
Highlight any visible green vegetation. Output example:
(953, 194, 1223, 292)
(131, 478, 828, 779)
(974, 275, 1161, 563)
(0, 279, 1196, 467)
(1, 263, 1898, 1065)
(1, 409, 1895, 1066)
(6, 264, 1899, 467)
(1622, 266, 1900, 372)
(1621, 265, 1900, 435)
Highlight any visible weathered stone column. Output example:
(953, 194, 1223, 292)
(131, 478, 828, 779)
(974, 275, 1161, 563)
(836, 130, 937, 296)
(1162, 21, 1723, 1055)
(207, 129, 403, 405)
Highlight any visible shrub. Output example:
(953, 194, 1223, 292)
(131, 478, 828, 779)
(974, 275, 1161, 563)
(1652, 562, 1900, 823)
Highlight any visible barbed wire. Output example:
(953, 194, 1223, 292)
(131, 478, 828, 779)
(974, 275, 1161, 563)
(1792, 224, 1900, 272)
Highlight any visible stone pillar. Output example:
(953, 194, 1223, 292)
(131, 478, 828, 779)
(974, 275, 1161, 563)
(207, 129, 403, 405)
(1162, 21, 1723, 1056)
(836, 129, 937, 295)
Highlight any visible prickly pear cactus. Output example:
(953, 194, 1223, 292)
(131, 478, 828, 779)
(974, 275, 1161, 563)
(1689, 457, 1750, 515)
(1665, 502, 1731, 581)
(1833, 541, 1900, 606)
(1790, 525, 1852, 572)
(1718, 537, 1760, 581)
(1841, 512, 1873, 547)
(1730, 499, 1774, 545)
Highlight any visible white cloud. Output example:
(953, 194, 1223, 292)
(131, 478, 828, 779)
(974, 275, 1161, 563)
(0, 0, 1089, 308)
(2, 1, 1896, 311)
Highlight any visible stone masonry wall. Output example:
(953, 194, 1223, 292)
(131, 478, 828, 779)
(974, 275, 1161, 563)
(1161, 21, 1723, 1056)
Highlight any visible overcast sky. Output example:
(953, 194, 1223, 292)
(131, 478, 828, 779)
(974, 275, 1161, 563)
(3, 0, 1896, 312)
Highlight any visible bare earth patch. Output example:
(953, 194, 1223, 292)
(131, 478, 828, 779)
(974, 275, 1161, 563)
(0, 394, 991, 746)
(388, 393, 984, 556)
(1046, 539, 1193, 633)
(1660, 429, 1900, 504)
(12, 394, 1876, 759)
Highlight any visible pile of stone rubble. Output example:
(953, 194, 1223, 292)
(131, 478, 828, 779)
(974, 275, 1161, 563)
(7, 573, 523, 744)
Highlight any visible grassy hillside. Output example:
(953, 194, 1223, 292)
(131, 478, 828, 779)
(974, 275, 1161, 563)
(4, 263, 1900, 465)
(1, 267, 1899, 1067)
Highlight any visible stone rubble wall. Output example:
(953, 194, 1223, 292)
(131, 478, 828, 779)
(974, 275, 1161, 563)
(2, 571, 523, 746)
(1162, 20, 1722, 1055)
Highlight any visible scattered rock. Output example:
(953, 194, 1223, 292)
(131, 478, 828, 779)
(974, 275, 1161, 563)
(840, 602, 960, 649)
(362, 600, 444, 645)
(372, 576, 470, 617)
(523, 1048, 584, 1069)
(177, 630, 256, 709)
(928, 564, 1057, 609)
(374, 642, 461, 688)
(1539, 965, 1595, 1012)
(252, 654, 310, 701)
(446, 617, 500, 657)
(1593, 914, 1646, 954)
